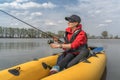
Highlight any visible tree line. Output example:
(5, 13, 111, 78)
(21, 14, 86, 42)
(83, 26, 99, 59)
(0, 26, 119, 39)
(0, 26, 54, 38)
(87, 31, 119, 39)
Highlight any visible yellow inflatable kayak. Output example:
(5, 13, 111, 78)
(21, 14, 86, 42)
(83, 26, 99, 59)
(0, 47, 106, 80)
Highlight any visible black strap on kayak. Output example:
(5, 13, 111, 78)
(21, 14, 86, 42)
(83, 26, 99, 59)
(42, 62, 52, 70)
(8, 67, 21, 76)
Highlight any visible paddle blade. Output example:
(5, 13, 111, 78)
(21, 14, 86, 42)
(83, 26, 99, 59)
(92, 47, 104, 53)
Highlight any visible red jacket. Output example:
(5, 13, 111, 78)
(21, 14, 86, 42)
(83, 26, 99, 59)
(65, 24, 87, 50)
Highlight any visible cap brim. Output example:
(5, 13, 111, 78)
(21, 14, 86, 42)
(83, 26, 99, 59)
(65, 17, 70, 21)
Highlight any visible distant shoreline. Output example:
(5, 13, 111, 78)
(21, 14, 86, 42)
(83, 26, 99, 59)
(0, 37, 119, 39)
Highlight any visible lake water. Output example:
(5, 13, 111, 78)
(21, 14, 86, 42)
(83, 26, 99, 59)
(0, 38, 120, 80)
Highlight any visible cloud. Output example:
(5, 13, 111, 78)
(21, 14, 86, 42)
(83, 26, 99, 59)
(0, 1, 57, 9)
(15, 0, 28, 3)
(10, 23, 18, 26)
(105, 20, 112, 23)
(31, 12, 42, 16)
(11, 11, 29, 16)
(96, 24, 107, 28)
(96, 19, 112, 29)
(96, 19, 113, 29)
(44, 20, 57, 26)
(65, 0, 120, 18)
(58, 20, 64, 24)
(95, 10, 101, 14)
(41, 2, 57, 9)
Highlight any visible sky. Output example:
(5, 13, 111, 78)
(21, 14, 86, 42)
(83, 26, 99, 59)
(0, 0, 120, 36)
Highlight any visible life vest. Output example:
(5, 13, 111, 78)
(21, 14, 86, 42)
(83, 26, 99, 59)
(64, 29, 88, 52)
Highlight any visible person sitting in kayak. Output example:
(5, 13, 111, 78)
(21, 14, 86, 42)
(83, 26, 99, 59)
(49, 14, 89, 75)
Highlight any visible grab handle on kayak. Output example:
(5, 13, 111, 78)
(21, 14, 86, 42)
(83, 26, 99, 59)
(42, 62, 52, 70)
(8, 67, 21, 76)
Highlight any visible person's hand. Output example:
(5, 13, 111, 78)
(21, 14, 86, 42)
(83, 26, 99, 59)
(50, 43, 62, 48)
(52, 36, 59, 42)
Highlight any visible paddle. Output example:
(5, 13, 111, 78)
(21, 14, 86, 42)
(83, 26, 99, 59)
(92, 47, 104, 53)
(89, 47, 104, 57)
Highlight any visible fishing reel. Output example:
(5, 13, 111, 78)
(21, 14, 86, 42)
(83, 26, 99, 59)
(47, 39, 54, 44)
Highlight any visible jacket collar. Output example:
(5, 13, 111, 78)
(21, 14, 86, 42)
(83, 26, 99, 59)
(66, 24, 82, 33)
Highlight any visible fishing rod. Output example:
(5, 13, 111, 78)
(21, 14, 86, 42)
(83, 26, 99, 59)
(0, 10, 52, 37)
(0, 10, 63, 43)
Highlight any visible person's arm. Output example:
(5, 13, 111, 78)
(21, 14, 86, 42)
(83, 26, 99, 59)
(52, 36, 63, 43)
(60, 43, 71, 49)
(50, 43, 71, 49)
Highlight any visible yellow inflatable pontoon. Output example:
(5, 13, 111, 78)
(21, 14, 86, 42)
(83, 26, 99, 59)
(0, 47, 107, 80)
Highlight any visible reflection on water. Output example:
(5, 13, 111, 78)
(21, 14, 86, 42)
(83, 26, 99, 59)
(0, 42, 40, 50)
(0, 38, 49, 51)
